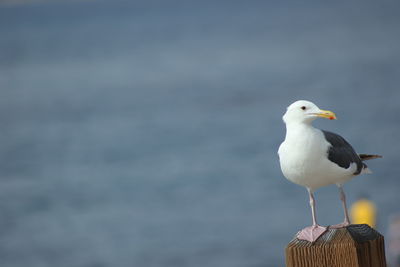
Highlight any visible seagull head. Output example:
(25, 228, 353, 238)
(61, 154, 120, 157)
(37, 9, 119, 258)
(282, 100, 337, 125)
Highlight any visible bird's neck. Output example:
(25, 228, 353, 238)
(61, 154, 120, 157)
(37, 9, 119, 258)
(285, 122, 315, 140)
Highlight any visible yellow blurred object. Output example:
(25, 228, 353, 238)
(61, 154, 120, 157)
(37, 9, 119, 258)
(350, 198, 377, 228)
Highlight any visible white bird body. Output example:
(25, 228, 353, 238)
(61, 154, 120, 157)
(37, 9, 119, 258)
(278, 122, 356, 191)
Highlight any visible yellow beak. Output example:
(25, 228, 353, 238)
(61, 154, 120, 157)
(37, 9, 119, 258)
(316, 109, 337, 120)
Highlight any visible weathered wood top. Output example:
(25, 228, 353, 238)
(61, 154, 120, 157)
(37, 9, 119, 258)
(286, 224, 386, 267)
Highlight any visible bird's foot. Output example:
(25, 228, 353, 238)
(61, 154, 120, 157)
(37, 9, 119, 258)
(330, 221, 351, 229)
(297, 225, 327, 242)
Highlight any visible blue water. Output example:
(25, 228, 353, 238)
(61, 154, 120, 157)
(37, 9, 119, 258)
(1, 1, 400, 266)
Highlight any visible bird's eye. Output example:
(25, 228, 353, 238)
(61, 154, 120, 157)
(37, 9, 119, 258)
(301, 106, 306, 110)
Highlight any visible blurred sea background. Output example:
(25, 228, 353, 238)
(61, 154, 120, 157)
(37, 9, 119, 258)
(1, 0, 400, 266)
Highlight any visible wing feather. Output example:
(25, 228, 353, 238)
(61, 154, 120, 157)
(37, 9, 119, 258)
(322, 130, 365, 175)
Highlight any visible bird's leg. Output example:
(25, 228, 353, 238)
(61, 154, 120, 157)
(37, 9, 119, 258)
(297, 188, 327, 242)
(340, 185, 351, 225)
(309, 188, 318, 226)
(330, 184, 351, 228)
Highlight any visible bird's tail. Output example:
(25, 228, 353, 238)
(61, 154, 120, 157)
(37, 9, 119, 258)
(359, 154, 383, 161)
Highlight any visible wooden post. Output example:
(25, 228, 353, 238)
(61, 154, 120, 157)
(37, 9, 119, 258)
(285, 224, 386, 267)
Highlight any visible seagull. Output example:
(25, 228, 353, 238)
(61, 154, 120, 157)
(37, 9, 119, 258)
(278, 100, 381, 242)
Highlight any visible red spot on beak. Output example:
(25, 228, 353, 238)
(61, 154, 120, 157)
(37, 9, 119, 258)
(329, 117, 334, 120)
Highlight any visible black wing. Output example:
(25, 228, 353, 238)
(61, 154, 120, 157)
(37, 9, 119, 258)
(322, 130, 366, 175)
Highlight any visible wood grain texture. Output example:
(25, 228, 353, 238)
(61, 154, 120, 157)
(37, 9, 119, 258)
(285, 224, 386, 267)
